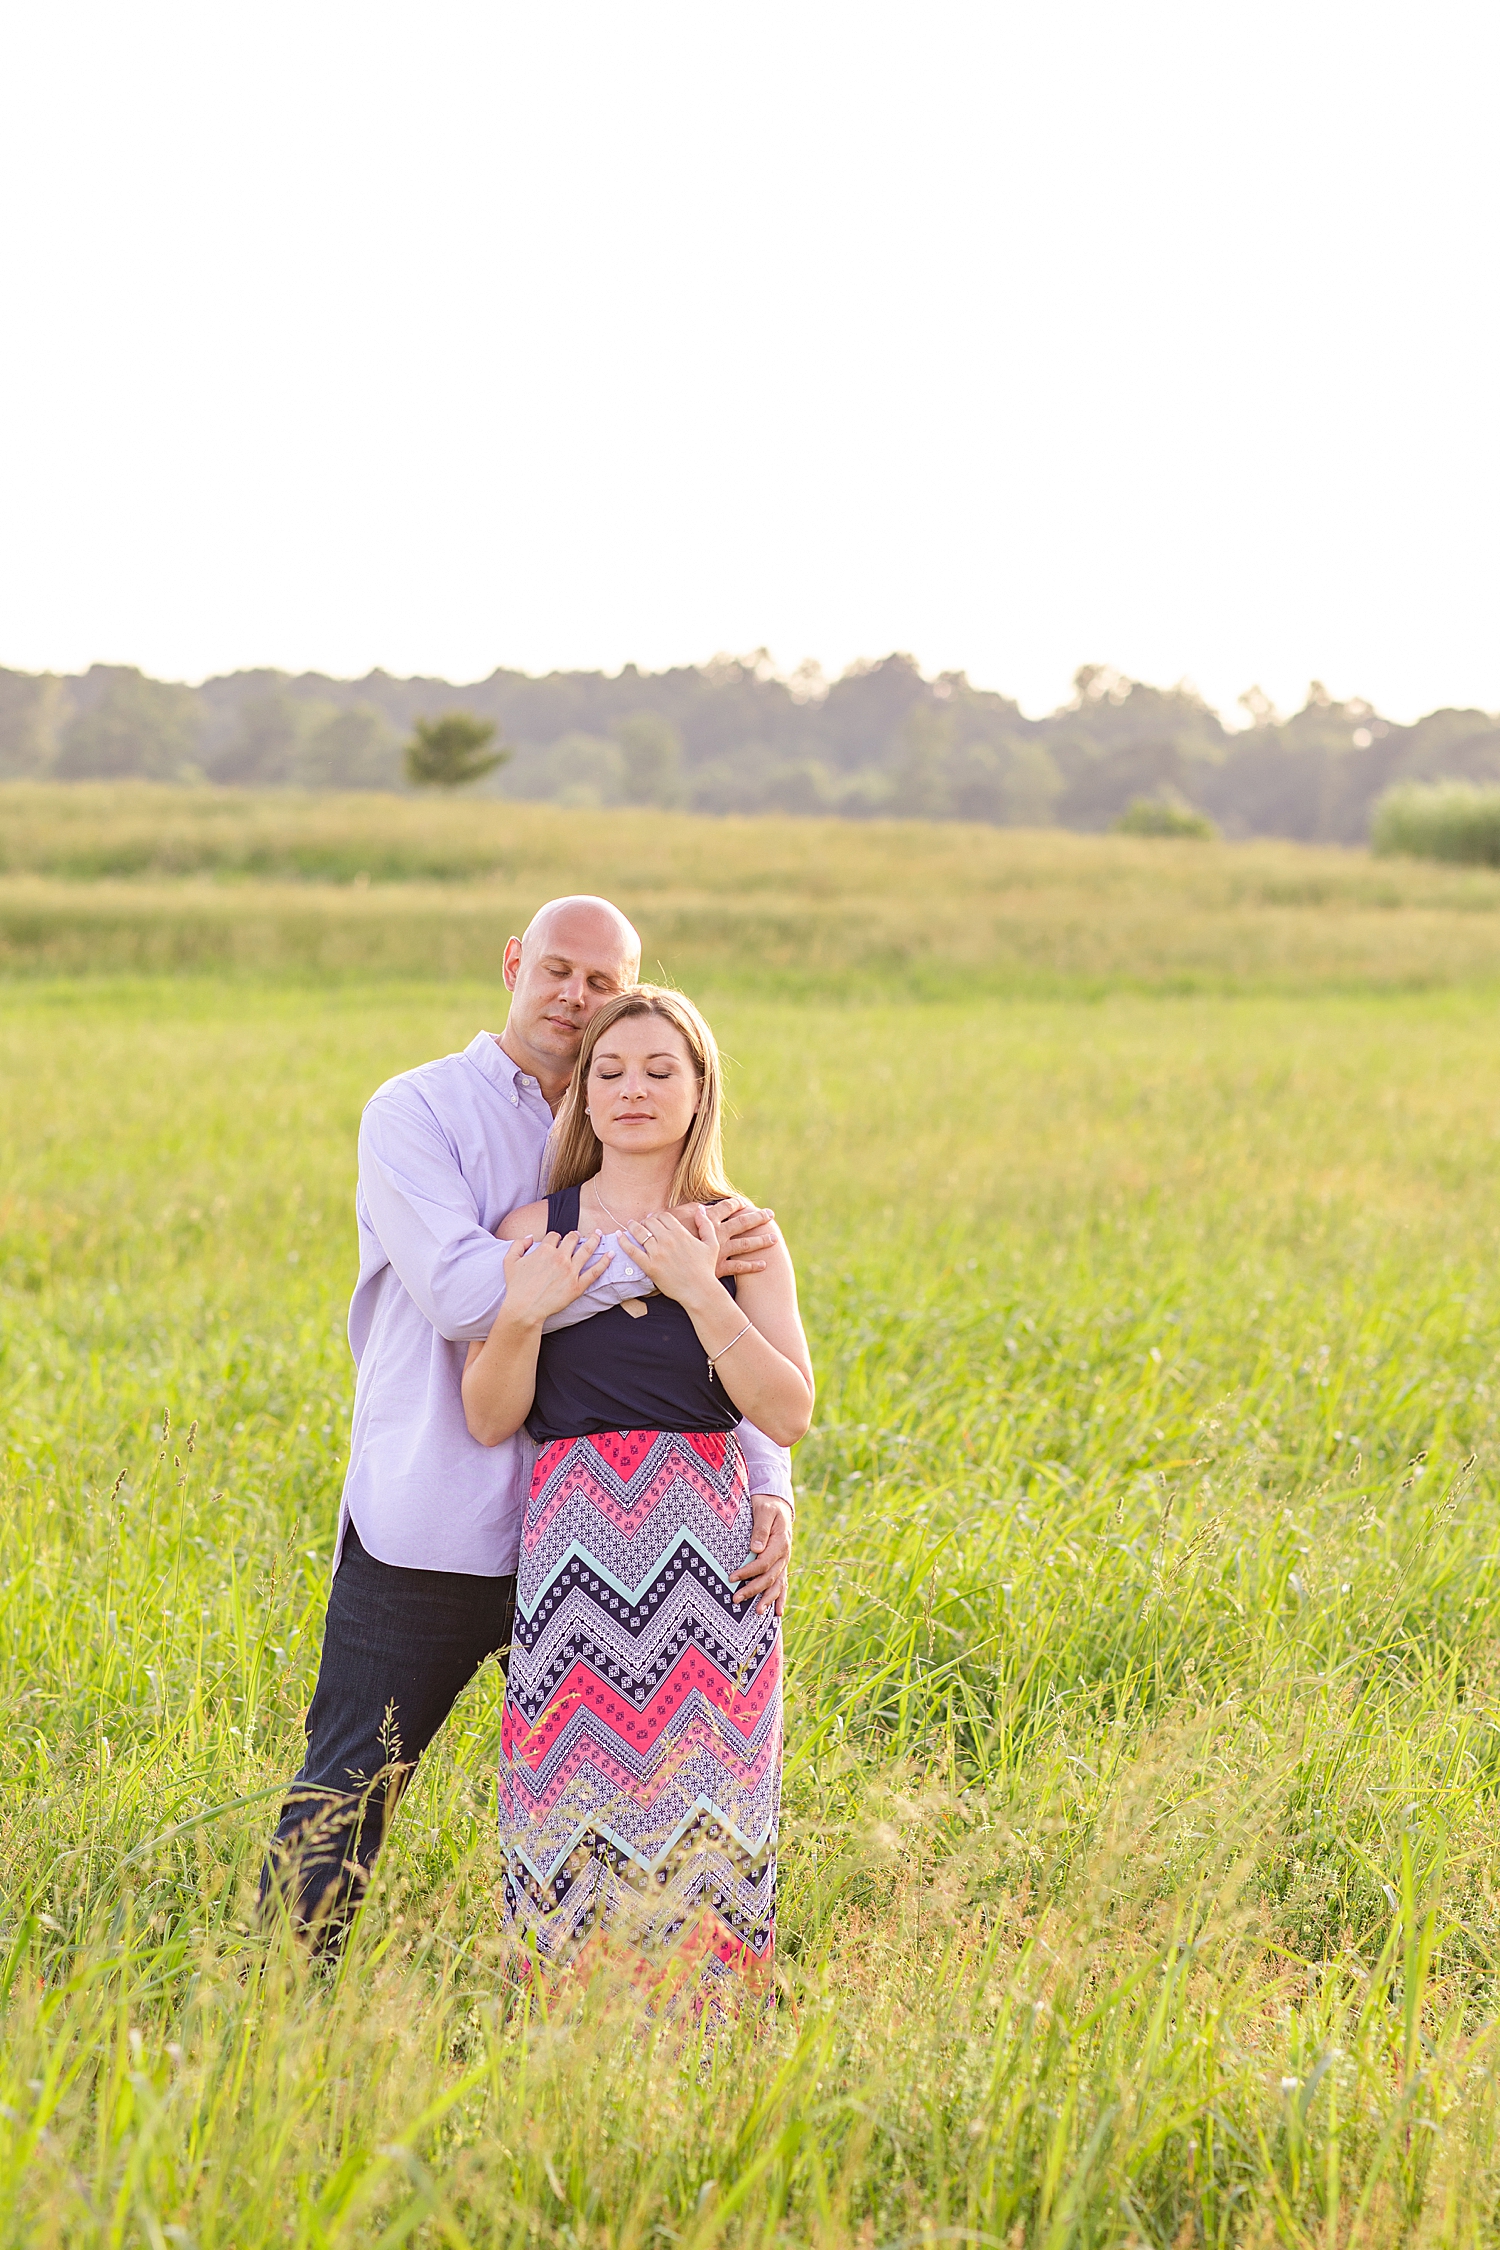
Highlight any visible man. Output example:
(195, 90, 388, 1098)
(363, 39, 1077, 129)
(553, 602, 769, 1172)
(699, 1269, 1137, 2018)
(262, 894, 795, 1934)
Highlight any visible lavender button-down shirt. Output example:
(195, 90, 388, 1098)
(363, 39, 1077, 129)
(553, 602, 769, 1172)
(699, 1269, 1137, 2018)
(338, 1030, 794, 1576)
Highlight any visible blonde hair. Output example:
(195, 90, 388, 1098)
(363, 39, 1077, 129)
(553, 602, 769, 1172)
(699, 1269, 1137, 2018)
(545, 985, 735, 1208)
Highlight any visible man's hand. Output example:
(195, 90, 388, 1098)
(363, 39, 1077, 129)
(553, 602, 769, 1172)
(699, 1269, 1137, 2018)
(729, 1494, 794, 1618)
(706, 1197, 782, 1279)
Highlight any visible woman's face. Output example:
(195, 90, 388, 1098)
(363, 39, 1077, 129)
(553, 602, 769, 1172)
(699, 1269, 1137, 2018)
(586, 1015, 701, 1163)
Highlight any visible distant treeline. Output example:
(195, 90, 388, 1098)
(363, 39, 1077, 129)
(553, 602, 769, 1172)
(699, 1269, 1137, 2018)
(3, 653, 1499, 842)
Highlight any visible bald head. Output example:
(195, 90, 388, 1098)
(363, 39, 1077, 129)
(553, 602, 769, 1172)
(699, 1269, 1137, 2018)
(521, 894, 641, 967)
(498, 893, 642, 1104)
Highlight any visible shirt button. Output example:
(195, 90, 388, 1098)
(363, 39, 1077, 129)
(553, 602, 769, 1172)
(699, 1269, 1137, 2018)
(623, 1265, 635, 1277)
(510, 1094, 518, 1106)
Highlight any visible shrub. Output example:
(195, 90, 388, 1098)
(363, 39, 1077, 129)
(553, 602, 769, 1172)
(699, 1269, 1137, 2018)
(1113, 794, 1217, 840)
(1370, 780, 1500, 867)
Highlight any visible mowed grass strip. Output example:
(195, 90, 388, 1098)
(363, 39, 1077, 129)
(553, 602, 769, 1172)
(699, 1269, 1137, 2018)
(2, 975, 1500, 2241)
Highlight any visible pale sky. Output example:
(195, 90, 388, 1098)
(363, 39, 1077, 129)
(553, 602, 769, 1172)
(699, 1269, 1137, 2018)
(2, 2, 1496, 723)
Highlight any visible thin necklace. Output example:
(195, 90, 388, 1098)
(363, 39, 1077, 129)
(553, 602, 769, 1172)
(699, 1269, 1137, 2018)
(588, 1179, 656, 1233)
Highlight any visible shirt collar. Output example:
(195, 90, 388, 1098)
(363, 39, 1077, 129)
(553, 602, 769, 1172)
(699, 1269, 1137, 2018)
(463, 1030, 524, 1093)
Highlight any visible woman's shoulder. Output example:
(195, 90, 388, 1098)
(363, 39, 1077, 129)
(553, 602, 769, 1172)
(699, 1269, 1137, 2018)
(496, 1196, 549, 1241)
(675, 1192, 753, 1222)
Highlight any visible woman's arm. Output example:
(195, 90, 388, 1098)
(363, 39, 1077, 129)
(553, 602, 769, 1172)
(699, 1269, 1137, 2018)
(461, 1205, 605, 1446)
(621, 1208, 815, 1447)
(727, 1247, 814, 1439)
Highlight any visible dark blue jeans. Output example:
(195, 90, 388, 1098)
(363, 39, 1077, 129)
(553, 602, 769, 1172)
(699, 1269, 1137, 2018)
(261, 1520, 516, 1938)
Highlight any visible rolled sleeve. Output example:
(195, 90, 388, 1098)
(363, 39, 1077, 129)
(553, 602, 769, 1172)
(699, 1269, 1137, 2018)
(737, 1419, 795, 1509)
(543, 1238, 654, 1331)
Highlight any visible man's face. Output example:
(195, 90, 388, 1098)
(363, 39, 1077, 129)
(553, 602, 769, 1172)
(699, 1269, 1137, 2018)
(502, 905, 639, 1071)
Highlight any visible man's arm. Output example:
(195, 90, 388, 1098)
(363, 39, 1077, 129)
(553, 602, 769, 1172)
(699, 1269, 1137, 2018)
(733, 1418, 796, 1618)
(545, 1198, 783, 1332)
(361, 1090, 653, 1344)
(734, 1418, 794, 1508)
(358, 1092, 514, 1343)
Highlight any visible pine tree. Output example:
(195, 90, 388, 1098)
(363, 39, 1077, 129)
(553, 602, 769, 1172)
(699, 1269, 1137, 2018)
(404, 712, 508, 789)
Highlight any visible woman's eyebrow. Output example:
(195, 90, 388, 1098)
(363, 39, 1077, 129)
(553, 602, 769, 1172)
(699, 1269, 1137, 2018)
(593, 1048, 683, 1063)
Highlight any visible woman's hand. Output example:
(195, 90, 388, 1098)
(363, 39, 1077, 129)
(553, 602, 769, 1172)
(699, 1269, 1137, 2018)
(620, 1206, 722, 1312)
(627, 1206, 814, 1446)
(501, 1229, 607, 1329)
(462, 1228, 606, 1448)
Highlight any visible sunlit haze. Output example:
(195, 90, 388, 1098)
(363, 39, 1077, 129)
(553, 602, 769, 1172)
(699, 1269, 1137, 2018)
(2, 1, 1496, 722)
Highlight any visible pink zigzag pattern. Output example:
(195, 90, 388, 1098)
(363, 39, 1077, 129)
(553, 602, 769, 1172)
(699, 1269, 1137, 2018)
(502, 1709, 783, 1824)
(501, 1428, 781, 1982)
(527, 1430, 744, 1551)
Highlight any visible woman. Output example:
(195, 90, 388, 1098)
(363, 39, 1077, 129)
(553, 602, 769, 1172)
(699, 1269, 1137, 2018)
(462, 986, 814, 2000)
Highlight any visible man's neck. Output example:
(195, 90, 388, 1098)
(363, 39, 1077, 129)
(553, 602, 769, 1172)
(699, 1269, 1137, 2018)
(495, 1027, 573, 1114)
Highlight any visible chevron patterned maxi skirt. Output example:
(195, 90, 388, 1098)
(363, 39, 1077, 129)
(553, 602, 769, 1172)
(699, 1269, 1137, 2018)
(499, 1429, 780, 1997)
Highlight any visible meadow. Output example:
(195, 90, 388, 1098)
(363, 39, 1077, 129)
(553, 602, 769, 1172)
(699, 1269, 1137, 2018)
(5, 780, 1500, 993)
(3, 787, 1500, 2245)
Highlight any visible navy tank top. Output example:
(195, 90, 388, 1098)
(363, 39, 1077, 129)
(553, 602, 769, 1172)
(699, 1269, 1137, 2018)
(525, 1183, 743, 1444)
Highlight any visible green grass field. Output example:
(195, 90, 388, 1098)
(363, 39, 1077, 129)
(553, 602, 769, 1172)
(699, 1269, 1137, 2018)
(3, 795, 1500, 2244)
(6, 781, 1500, 996)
